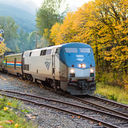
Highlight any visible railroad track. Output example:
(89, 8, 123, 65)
(0, 90, 128, 128)
(90, 95, 128, 112)
(72, 95, 128, 119)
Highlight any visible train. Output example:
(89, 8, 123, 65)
(0, 42, 96, 95)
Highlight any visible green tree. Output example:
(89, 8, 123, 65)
(36, 0, 67, 39)
(0, 16, 19, 52)
(27, 31, 37, 50)
(18, 29, 30, 52)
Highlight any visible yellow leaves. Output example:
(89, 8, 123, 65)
(49, 0, 128, 71)
(3, 107, 8, 111)
(0, 30, 7, 54)
(15, 123, 19, 128)
(121, 47, 128, 52)
(7, 102, 12, 106)
(50, 22, 61, 45)
(120, 0, 128, 10)
(43, 28, 49, 39)
(0, 42, 7, 54)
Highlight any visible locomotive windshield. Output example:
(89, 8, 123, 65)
(65, 48, 77, 53)
(65, 48, 91, 53)
(79, 48, 91, 53)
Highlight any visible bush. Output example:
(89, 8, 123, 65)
(96, 71, 128, 88)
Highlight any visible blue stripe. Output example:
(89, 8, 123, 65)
(6, 63, 21, 66)
(16, 64, 21, 66)
(7, 63, 14, 66)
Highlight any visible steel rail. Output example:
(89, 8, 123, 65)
(0, 91, 120, 128)
(0, 89, 128, 121)
(72, 96, 128, 118)
(88, 95, 128, 109)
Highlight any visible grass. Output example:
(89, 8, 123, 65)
(0, 96, 37, 128)
(95, 82, 128, 105)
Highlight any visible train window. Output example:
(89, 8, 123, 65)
(46, 49, 52, 55)
(23, 64, 29, 71)
(65, 48, 78, 53)
(55, 48, 59, 54)
(79, 48, 91, 53)
(24, 52, 30, 57)
(40, 50, 46, 56)
(29, 52, 32, 57)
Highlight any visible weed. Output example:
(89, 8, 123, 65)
(95, 83, 128, 105)
(0, 96, 37, 128)
(108, 94, 118, 101)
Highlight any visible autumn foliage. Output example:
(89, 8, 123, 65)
(0, 42, 7, 54)
(0, 33, 7, 54)
(50, 0, 128, 86)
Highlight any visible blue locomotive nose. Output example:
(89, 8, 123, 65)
(60, 43, 95, 69)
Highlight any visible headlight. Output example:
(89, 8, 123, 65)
(82, 64, 86, 68)
(78, 64, 86, 68)
(70, 68, 75, 73)
(78, 64, 82, 68)
(90, 68, 94, 73)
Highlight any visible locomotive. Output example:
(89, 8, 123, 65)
(0, 42, 96, 95)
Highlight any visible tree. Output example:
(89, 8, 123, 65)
(0, 16, 19, 52)
(0, 16, 36, 52)
(36, 0, 67, 40)
(0, 41, 7, 54)
(50, 22, 61, 45)
(50, 0, 128, 85)
(27, 31, 37, 50)
(18, 29, 30, 52)
(0, 28, 7, 54)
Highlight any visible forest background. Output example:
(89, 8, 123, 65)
(0, 0, 128, 93)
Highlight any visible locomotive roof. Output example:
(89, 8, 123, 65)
(5, 53, 22, 57)
(24, 42, 90, 53)
(24, 44, 62, 53)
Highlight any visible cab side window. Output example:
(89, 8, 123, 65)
(46, 49, 51, 55)
(29, 52, 32, 57)
(55, 48, 59, 54)
(40, 50, 46, 56)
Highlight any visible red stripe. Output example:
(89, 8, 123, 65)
(7, 61, 21, 63)
(7, 61, 14, 63)
(16, 62, 21, 64)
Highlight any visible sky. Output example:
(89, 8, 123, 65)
(32, 0, 91, 10)
(0, 0, 91, 13)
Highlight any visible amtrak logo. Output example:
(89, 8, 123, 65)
(77, 58, 84, 61)
(76, 55, 84, 61)
(45, 61, 51, 70)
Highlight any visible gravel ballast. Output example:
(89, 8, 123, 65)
(0, 73, 97, 128)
